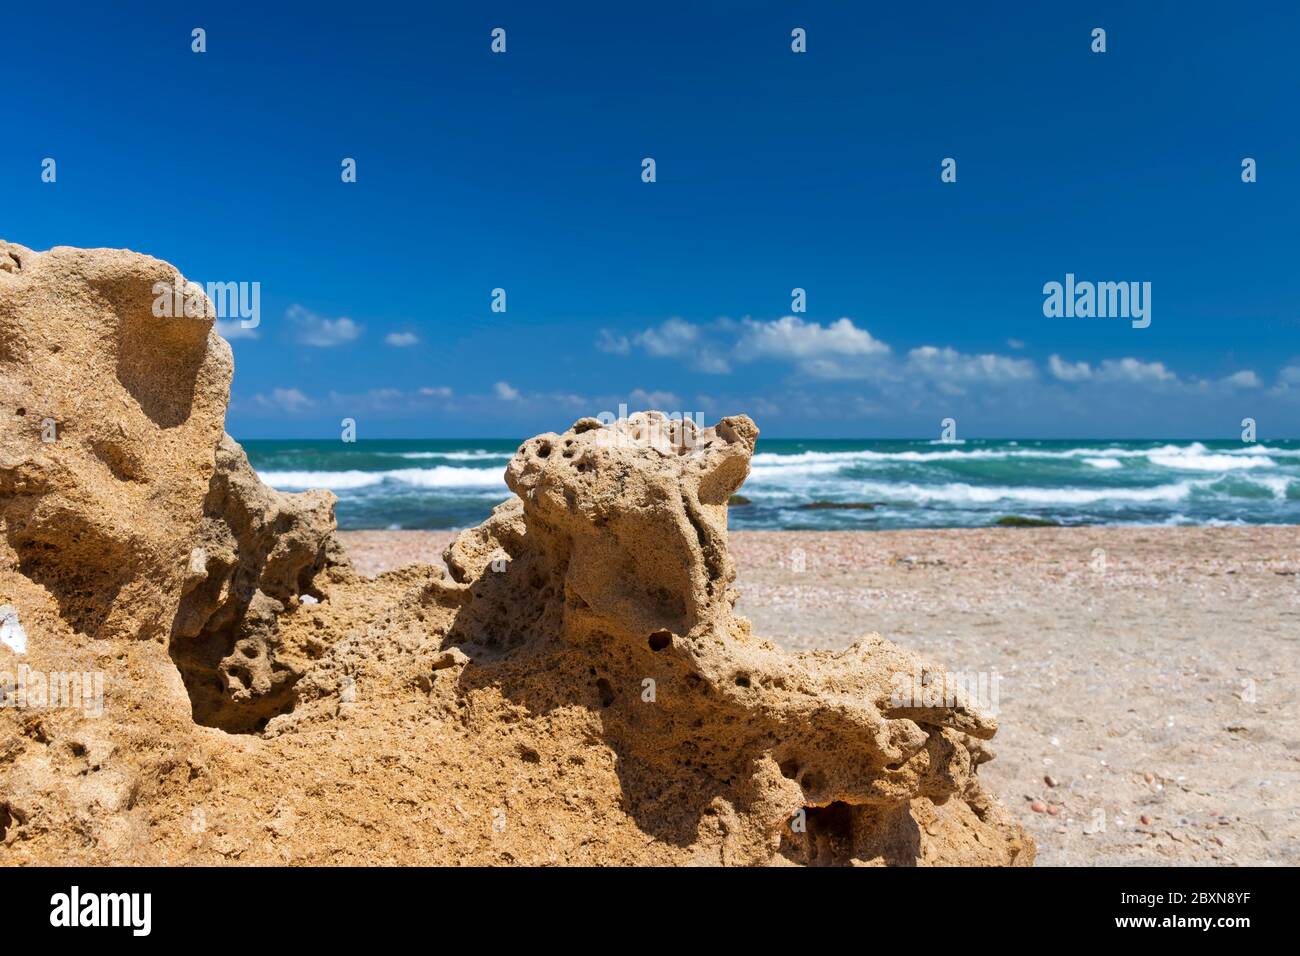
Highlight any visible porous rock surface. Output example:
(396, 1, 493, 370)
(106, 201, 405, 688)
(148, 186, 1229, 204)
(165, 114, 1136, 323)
(0, 240, 1032, 865)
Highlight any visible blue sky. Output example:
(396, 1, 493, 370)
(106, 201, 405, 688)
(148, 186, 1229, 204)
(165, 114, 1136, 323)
(4, 1, 1298, 438)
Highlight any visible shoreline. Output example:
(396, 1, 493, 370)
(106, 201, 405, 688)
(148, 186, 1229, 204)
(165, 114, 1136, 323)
(341, 525, 1300, 865)
(339, 523, 1300, 577)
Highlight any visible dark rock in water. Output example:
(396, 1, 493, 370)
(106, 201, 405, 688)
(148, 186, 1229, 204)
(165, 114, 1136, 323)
(798, 501, 883, 511)
(728, 495, 752, 506)
(995, 515, 1059, 527)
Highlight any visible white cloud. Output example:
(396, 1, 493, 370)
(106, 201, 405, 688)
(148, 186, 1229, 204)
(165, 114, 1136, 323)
(736, 316, 890, 362)
(287, 304, 363, 347)
(596, 330, 631, 354)
(596, 313, 1273, 420)
(545, 391, 591, 408)
(609, 315, 889, 378)
(384, 331, 419, 347)
(1095, 357, 1175, 384)
(1270, 364, 1300, 396)
(628, 388, 683, 409)
(215, 319, 259, 341)
(1049, 354, 1181, 386)
(418, 386, 453, 397)
(494, 381, 521, 401)
(635, 317, 698, 356)
(1219, 370, 1261, 389)
(252, 387, 314, 413)
(906, 346, 1036, 390)
(630, 318, 730, 373)
(1048, 354, 1093, 382)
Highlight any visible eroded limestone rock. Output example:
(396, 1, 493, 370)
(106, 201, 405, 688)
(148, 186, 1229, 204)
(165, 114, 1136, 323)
(0, 239, 230, 643)
(0, 241, 1031, 866)
(0, 240, 346, 734)
(428, 411, 1027, 864)
(170, 435, 348, 732)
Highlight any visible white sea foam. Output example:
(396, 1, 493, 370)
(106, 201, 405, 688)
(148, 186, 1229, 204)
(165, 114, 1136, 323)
(749, 441, 1292, 468)
(1147, 451, 1275, 471)
(1239, 475, 1295, 498)
(258, 466, 506, 490)
(852, 480, 1203, 506)
(750, 445, 1140, 468)
(385, 450, 512, 461)
(249, 439, 1300, 531)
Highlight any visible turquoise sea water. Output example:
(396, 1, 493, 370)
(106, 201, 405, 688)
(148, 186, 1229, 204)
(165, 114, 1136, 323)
(242, 438, 1300, 531)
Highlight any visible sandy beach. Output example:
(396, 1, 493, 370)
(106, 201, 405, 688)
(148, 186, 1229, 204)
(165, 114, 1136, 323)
(341, 524, 1300, 866)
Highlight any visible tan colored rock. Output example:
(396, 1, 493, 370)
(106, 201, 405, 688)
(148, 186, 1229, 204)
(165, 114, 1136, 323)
(0, 239, 231, 643)
(0, 241, 1031, 865)
(170, 435, 347, 733)
(427, 411, 1027, 863)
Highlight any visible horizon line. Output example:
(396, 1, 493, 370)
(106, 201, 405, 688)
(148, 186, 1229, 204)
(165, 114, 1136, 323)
(233, 435, 1295, 443)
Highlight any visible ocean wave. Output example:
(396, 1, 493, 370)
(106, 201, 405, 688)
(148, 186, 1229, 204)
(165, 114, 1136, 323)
(748, 442, 1291, 472)
(244, 437, 1300, 531)
(749, 445, 1140, 468)
(258, 466, 506, 490)
(748, 461, 848, 480)
(842, 474, 1297, 506)
(1147, 451, 1275, 470)
(852, 480, 1203, 506)
(1230, 475, 1296, 498)
(383, 450, 513, 461)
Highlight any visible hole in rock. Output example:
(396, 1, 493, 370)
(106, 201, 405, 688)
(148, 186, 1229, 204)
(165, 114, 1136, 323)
(0, 803, 10, 840)
(800, 772, 822, 793)
(734, 674, 751, 688)
(779, 759, 801, 779)
(171, 620, 302, 735)
(164, 449, 337, 734)
(595, 677, 615, 708)
(805, 801, 854, 844)
(647, 630, 672, 651)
